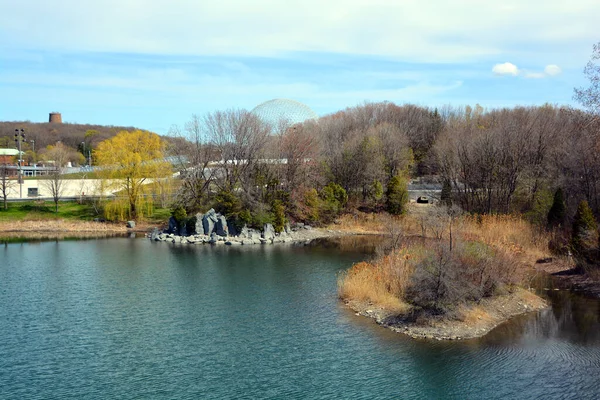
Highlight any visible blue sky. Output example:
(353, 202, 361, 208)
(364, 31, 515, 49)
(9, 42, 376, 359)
(1, 0, 598, 134)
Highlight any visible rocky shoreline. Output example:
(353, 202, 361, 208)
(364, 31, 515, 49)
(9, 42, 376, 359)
(344, 288, 549, 341)
(149, 223, 344, 246)
(150, 208, 347, 246)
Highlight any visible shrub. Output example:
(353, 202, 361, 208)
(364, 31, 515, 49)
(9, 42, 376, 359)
(386, 175, 409, 215)
(214, 189, 242, 218)
(271, 200, 286, 233)
(171, 205, 187, 226)
(303, 188, 320, 223)
(320, 183, 348, 222)
(370, 180, 384, 203)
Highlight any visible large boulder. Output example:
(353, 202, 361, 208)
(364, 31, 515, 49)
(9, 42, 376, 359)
(202, 208, 219, 235)
(179, 224, 188, 237)
(215, 215, 229, 237)
(262, 223, 276, 241)
(165, 216, 178, 234)
(227, 219, 238, 237)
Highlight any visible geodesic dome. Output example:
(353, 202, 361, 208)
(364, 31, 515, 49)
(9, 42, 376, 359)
(251, 99, 318, 130)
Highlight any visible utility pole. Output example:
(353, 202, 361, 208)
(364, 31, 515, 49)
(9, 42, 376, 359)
(14, 129, 25, 198)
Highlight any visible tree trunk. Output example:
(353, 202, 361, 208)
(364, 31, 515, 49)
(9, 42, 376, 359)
(130, 201, 137, 220)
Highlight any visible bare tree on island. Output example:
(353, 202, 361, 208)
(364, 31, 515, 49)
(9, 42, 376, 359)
(0, 164, 16, 210)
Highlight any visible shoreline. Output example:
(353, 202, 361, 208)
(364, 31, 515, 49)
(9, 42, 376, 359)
(150, 226, 354, 245)
(343, 287, 549, 340)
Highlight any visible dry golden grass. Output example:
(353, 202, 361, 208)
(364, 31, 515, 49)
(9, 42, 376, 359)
(331, 212, 388, 234)
(338, 251, 414, 313)
(459, 214, 551, 263)
(338, 207, 552, 313)
(0, 220, 126, 233)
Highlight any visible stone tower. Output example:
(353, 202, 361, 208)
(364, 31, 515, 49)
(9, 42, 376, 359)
(49, 112, 62, 123)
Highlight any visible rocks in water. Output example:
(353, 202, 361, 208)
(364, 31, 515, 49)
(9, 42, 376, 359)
(263, 223, 275, 241)
(166, 216, 178, 234)
(202, 208, 219, 235)
(227, 220, 238, 237)
(215, 215, 229, 237)
(179, 225, 188, 237)
(152, 208, 327, 246)
(126, 220, 136, 229)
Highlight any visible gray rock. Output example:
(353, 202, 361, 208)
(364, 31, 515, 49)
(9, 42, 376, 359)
(225, 240, 241, 245)
(262, 223, 276, 240)
(284, 222, 291, 234)
(179, 225, 188, 237)
(166, 216, 178, 234)
(227, 219, 238, 237)
(240, 225, 249, 238)
(202, 208, 219, 235)
(126, 220, 136, 229)
(216, 215, 229, 236)
(150, 228, 159, 241)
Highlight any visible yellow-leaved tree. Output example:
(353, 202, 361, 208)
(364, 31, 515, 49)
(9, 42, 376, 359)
(95, 130, 172, 220)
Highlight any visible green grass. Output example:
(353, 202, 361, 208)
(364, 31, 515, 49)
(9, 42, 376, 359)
(0, 200, 172, 223)
(0, 201, 99, 221)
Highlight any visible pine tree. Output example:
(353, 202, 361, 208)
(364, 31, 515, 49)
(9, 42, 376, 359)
(571, 200, 598, 256)
(386, 175, 409, 215)
(547, 188, 566, 229)
(440, 180, 452, 207)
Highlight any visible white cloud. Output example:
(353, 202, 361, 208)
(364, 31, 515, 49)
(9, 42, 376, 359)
(544, 64, 562, 76)
(492, 62, 562, 78)
(492, 62, 520, 76)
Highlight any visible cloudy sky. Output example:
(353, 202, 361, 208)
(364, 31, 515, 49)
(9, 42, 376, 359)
(1, 0, 598, 134)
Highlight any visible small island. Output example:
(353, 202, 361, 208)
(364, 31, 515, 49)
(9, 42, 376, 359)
(337, 208, 553, 340)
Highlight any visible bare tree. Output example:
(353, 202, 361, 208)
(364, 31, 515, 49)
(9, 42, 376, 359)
(40, 143, 71, 212)
(167, 116, 220, 211)
(574, 41, 600, 117)
(203, 109, 270, 198)
(0, 164, 16, 210)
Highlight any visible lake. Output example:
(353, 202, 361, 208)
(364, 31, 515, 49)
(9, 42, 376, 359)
(1, 237, 599, 399)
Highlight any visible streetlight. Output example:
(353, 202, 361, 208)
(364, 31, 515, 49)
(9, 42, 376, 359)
(81, 141, 91, 166)
(14, 128, 25, 198)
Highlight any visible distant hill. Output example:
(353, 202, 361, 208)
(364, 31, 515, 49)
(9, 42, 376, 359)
(0, 121, 145, 152)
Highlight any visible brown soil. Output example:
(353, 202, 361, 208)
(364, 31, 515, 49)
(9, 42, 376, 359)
(344, 287, 549, 341)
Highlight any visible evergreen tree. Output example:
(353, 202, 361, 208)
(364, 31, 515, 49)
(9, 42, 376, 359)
(571, 200, 598, 256)
(271, 200, 286, 233)
(386, 175, 409, 215)
(547, 188, 566, 229)
(440, 179, 452, 207)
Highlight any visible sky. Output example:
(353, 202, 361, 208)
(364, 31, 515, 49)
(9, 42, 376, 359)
(1, 0, 599, 134)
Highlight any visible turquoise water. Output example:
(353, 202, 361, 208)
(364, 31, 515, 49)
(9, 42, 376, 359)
(1, 238, 599, 399)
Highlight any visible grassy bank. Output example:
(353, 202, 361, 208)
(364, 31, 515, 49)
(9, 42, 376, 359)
(0, 200, 171, 235)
